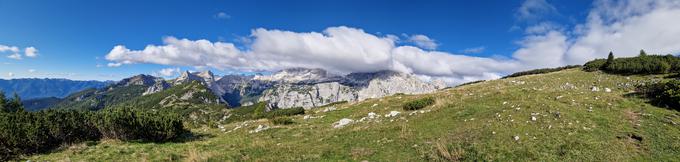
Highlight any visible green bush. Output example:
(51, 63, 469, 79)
(638, 80, 680, 111)
(0, 96, 188, 161)
(95, 108, 187, 142)
(583, 59, 607, 72)
(270, 117, 294, 125)
(503, 65, 582, 78)
(403, 97, 435, 111)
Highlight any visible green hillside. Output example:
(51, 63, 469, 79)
(26, 68, 680, 161)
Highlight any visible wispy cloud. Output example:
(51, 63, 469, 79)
(214, 12, 231, 19)
(515, 0, 559, 21)
(461, 46, 486, 54)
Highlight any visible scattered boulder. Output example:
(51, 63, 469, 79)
(591, 86, 599, 92)
(368, 112, 377, 119)
(249, 125, 269, 133)
(604, 88, 612, 93)
(333, 118, 354, 128)
(531, 116, 537, 121)
(384, 111, 401, 117)
(514, 136, 520, 141)
(322, 106, 337, 112)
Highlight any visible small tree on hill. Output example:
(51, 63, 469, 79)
(603, 51, 615, 70)
(4, 93, 24, 112)
(640, 49, 648, 57)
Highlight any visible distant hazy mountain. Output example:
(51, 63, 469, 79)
(0, 78, 112, 99)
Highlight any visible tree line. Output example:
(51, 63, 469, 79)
(584, 50, 680, 74)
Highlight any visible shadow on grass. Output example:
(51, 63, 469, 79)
(127, 131, 216, 144)
(622, 92, 678, 111)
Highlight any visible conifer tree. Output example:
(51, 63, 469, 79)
(640, 49, 647, 56)
(0, 91, 6, 113)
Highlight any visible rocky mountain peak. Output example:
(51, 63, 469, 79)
(196, 70, 215, 82)
(117, 74, 158, 87)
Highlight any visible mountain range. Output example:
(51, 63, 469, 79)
(23, 68, 446, 111)
(0, 78, 111, 99)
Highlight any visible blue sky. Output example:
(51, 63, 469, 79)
(1, 0, 679, 84)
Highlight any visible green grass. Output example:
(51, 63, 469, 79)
(25, 69, 680, 161)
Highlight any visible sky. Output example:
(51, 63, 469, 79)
(1, 0, 679, 85)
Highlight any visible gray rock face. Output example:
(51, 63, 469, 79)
(258, 70, 444, 109)
(143, 79, 170, 95)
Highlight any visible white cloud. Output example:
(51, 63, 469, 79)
(461, 46, 486, 54)
(155, 67, 180, 77)
(516, 0, 559, 21)
(0, 45, 19, 53)
(1, 45, 38, 59)
(214, 12, 231, 19)
(24, 47, 38, 57)
(7, 72, 14, 77)
(28, 69, 36, 73)
(107, 62, 122, 67)
(7, 53, 22, 60)
(406, 34, 438, 50)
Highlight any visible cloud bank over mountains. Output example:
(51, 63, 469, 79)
(105, 0, 680, 85)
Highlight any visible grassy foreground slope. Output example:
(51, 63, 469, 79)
(29, 68, 680, 161)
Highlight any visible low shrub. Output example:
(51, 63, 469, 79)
(257, 107, 305, 119)
(403, 97, 435, 111)
(95, 108, 187, 142)
(0, 107, 188, 161)
(583, 59, 606, 72)
(271, 117, 294, 125)
(503, 65, 582, 78)
(638, 80, 680, 111)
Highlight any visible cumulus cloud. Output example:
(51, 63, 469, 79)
(7, 72, 14, 77)
(155, 67, 181, 77)
(28, 69, 36, 73)
(105, 0, 680, 85)
(1, 44, 39, 59)
(461, 46, 486, 54)
(515, 0, 680, 67)
(406, 34, 438, 50)
(24, 47, 38, 57)
(106, 26, 519, 85)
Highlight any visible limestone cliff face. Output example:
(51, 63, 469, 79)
(258, 69, 444, 109)
(161, 68, 446, 109)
